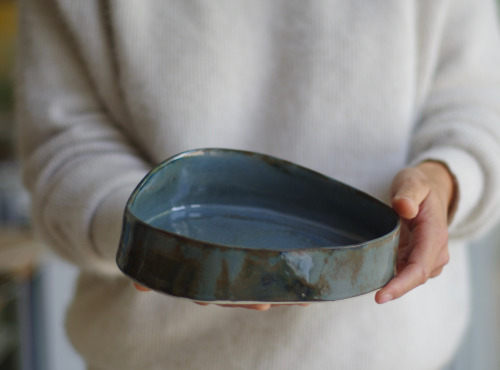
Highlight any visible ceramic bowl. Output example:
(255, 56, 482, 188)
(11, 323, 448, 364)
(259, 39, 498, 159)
(116, 148, 400, 303)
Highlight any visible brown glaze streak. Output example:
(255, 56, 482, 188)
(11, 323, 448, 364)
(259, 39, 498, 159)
(227, 252, 282, 301)
(242, 150, 294, 176)
(348, 249, 366, 287)
(215, 259, 230, 298)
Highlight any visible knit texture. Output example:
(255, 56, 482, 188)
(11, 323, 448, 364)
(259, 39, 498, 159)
(16, 0, 500, 369)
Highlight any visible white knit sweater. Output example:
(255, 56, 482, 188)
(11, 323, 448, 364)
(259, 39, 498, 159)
(17, 0, 500, 369)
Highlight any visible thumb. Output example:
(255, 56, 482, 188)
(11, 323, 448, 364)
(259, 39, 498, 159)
(391, 168, 430, 219)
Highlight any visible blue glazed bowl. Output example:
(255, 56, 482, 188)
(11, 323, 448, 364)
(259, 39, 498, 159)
(116, 148, 400, 303)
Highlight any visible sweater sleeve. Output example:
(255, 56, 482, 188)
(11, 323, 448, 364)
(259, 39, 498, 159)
(410, 0, 500, 240)
(16, 0, 150, 275)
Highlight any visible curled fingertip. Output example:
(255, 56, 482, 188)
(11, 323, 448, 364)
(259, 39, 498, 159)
(374, 289, 393, 304)
(133, 282, 151, 292)
(255, 304, 272, 311)
(377, 293, 393, 304)
(195, 302, 210, 306)
(391, 195, 418, 219)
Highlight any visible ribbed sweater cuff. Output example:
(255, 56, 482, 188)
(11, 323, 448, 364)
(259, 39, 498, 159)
(410, 147, 484, 233)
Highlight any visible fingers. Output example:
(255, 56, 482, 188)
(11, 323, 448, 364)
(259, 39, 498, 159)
(133, 282, 151, 292)
(430, 247, 450, 277)
(376, 249, 446, 304)
(376, 194, 449, 304)
(217, 304, 273, 311)
(376, 262, 432, 304)
(377, 243, 449, 304)
(429, 266, 443, 278)
(133, 283, 308, 311)
(198, 303, 310, 310)
(381, 164, 450, 304)
(391, 168, 430, 219)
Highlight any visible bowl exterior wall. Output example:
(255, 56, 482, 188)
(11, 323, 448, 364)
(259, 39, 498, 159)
(117, 213, 399, 302)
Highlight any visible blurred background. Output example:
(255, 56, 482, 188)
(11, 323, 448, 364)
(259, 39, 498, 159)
(1, 0, 84, 368)
(0, 1, 499, 369)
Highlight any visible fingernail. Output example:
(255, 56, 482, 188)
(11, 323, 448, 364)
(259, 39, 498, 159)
(379, 293, 393, 304)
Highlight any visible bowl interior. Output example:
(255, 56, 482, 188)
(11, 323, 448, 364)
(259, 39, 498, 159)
(127, 149, 398, 251)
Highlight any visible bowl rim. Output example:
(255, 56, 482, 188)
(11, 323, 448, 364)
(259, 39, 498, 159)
(123, 148, 401, 253)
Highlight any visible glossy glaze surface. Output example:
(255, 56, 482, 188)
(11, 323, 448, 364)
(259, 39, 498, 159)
(148, 204, 365, 250)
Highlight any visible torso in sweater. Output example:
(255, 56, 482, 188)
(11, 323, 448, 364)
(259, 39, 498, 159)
(18, 0, 500, 368)
(60, 1, 433, 199)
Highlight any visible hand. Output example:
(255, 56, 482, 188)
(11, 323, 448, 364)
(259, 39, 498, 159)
(132, 283, 308, 311)
(375, 161, 455, 304)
